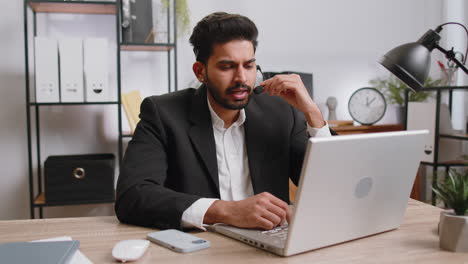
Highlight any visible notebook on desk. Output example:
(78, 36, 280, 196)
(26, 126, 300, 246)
(211, 130, 428, 256)
(32, 236, 91, 264)
(0, 240, 80, 264)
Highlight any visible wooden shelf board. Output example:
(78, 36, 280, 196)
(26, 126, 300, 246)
(421, 86, 468, 91)
(440, 133, 468, 140)
(421, 160, 468, 166)
(33, 192, 115, 207)
(328, 120, 354, 127)
(121, 133, 133, 138)
(29, 1, 116, 14)
(120, 44, 174, 52)
(333, 124, 404, 135)
(30, 101, 119, 106)
(439, 160, 468, 165)
(34, 193, 45, 205)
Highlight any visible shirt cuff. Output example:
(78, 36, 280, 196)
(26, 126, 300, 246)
(181, 198, 218, 231)
(307, 122, 332, 137)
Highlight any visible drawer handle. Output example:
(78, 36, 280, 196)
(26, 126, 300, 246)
(73, 168, 86, 180)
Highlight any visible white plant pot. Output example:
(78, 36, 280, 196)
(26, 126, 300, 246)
(394, 105, 405, 124)
(378, 105, 404, 124)
(439, 211, 468, 252)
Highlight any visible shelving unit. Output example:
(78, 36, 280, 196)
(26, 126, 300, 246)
(120, 43, 175, 51)
(404, 85, 468, 204)
(24, 0, 178, 218)
(332, 124, 404, 135)
(29, 102, 119, 106)
(28, 0, 117, 14)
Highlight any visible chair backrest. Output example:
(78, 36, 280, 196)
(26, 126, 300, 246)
(121, 90, 143, 134)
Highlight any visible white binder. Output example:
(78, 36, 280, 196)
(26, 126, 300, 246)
(83, 38, 109, 102)
(59, 38, 84, 102)
(34, 37, 60, 103)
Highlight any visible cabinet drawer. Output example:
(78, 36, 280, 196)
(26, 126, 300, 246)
(44, 154, 115, 203)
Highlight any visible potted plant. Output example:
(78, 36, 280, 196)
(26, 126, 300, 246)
(161, 0, 190, 36)
(432, 169, 468, 252)
(369, 75, 440, 123)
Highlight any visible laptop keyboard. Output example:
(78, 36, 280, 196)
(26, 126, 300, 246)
(261, 225, 289, 241)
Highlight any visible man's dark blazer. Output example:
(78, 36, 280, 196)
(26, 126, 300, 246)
(115, 85, 310, 230)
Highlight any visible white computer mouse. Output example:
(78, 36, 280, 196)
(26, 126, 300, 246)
(112, 239, 150, 262)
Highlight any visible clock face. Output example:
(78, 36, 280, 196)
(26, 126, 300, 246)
(348, 87, 387, 125)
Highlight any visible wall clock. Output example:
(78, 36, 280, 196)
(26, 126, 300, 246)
(348, 87, 387, 125)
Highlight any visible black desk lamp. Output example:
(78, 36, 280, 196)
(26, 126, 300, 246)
(380, 22, 468, 92)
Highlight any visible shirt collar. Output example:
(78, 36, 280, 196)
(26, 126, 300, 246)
(207, 96, 246, 129)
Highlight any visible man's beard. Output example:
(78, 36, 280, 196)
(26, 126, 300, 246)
(205, 77, 252, 110)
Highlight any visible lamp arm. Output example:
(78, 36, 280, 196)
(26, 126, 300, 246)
(435, 45, 468, 75)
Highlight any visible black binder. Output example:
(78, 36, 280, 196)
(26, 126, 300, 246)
(121, 0, 153, 43)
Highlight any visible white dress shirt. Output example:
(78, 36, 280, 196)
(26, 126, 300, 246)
(181, 98, 331, 230)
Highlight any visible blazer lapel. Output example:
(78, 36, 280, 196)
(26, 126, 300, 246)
(188, 86, 220, 194)
(245, 97, 272, 194)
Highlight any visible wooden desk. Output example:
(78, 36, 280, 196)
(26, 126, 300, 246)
(0, 200, 465, 263)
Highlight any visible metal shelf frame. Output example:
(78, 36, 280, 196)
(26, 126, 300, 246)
(33, 192, 115, 207)
(29, 101, 119, 106)
(404, 85, 468, 205)
(28, 0, 117, 14)
(23, 0, 178, 218)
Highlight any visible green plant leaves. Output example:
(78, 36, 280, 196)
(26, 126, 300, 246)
(161, 0, 191, 36)
(369, 75, 441, 106)
(432, 169, 468, 216)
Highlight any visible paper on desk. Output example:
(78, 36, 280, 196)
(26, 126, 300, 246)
(31, 236, 92, 264)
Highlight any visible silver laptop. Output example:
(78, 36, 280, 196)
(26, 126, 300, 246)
(211, 130, 428, 256)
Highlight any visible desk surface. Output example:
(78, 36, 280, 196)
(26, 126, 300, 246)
(0, 200, 466, 263)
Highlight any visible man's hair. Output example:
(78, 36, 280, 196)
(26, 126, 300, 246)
(189, 12, 258, 64)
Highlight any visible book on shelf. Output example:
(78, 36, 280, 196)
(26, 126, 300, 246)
(121, 90, 143, 134)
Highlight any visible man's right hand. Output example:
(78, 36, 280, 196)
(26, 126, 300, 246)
(203, 192, 291, 230)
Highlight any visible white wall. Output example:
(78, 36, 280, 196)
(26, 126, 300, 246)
(0, 0, 29, 220)
(0, 0, 465, 220)
(178, 0, 446, 122)
(442, 0, 467, 131)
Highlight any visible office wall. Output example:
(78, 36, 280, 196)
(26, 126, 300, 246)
(443, 0, 467, 131)
(178, 0, 446, 121)
(0, 0, 463, 220)
(0, 1, 29, 220)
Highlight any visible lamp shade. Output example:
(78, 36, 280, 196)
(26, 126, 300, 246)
(380, 42, 431, 92)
